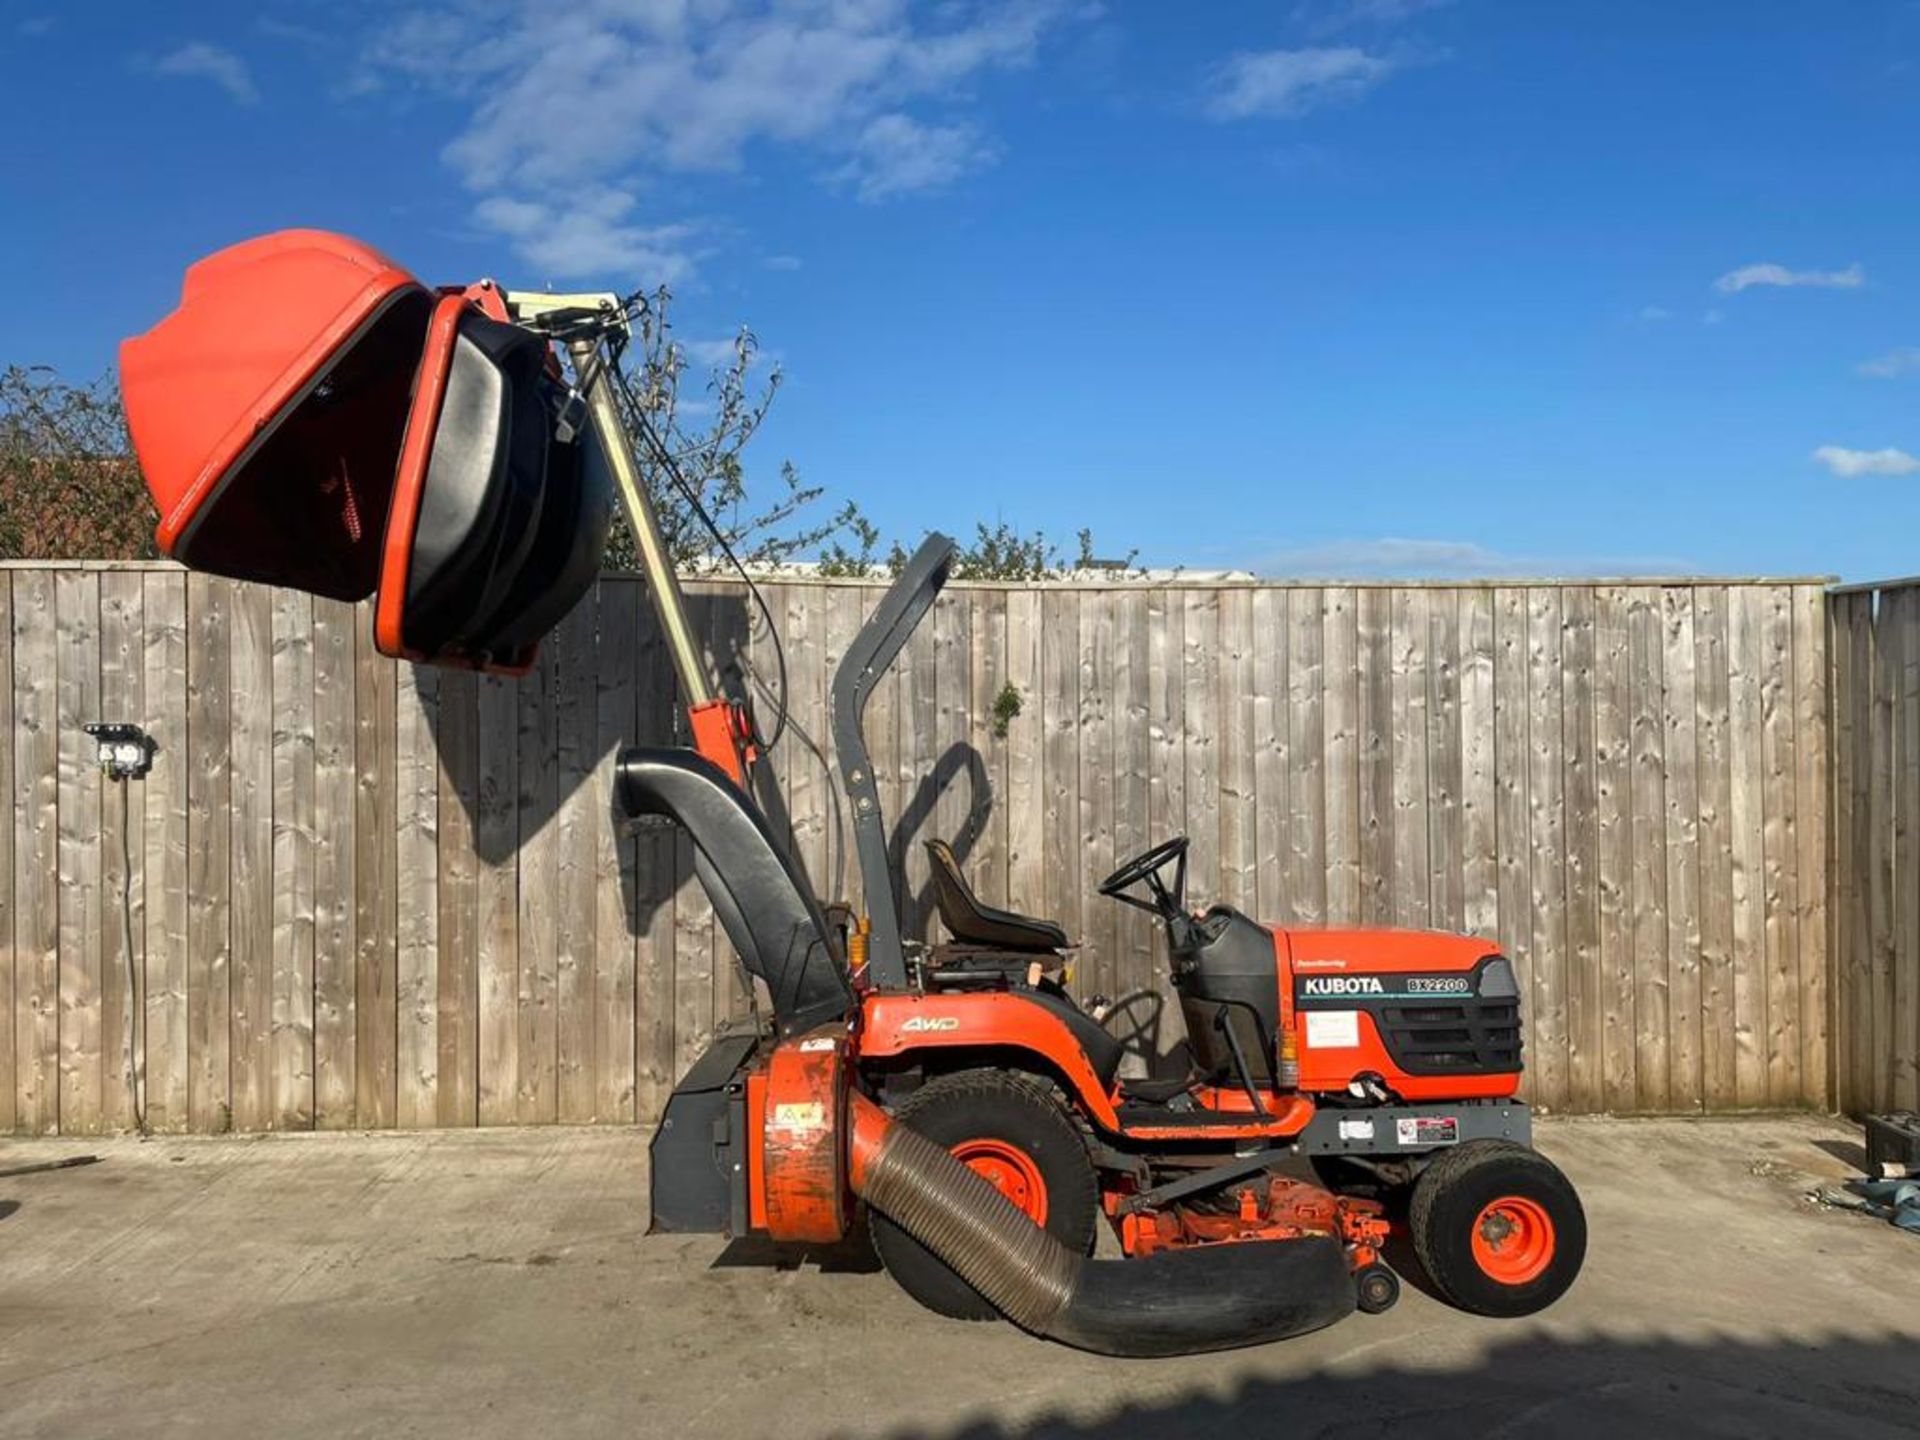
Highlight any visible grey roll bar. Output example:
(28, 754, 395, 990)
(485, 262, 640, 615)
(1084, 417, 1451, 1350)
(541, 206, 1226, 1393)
(829, 532, 959, 988)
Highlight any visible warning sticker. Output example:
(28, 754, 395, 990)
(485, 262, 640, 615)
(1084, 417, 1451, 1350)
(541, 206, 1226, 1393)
(1305, 1010, 1360, 1049)
(1395, 1115, 1460, 1147)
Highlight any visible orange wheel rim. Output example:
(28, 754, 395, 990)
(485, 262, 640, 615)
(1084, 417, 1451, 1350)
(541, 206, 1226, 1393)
(1471, 1195, 1555, 1285)
(952, 1139, 1048, 1225)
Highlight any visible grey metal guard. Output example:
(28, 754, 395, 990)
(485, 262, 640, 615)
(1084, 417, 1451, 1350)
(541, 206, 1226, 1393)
(828, 533, 959, 988)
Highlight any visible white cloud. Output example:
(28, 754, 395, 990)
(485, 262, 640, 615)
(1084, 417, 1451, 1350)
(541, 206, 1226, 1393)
(1205, 47, 1400, 120)
(1259, 537, 1692, 579)
(473, 188, 697, 284)
(763, 254, 804, 271)
(357, 0, 1074, 277)
(1812, 445, 1920, 478)
(1712, 261, 1865, 295)
(835, 113, 993, 200)
(1635, 305, 1671, 323)
(362, 0, 1063, 190)
(153, 41, 259, 104)
(1858, 347, 1920, 379)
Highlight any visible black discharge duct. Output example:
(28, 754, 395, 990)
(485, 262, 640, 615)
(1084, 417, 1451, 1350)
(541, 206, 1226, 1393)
(855, 1099, 1358, 1357)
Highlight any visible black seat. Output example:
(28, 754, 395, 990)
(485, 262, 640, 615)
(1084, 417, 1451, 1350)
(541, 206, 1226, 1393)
(924, 839, 1070, 953)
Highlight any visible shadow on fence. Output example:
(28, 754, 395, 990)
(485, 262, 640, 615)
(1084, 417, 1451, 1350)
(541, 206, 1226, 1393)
(889, 741, 994, 941)
(413, 583, 1004, 961)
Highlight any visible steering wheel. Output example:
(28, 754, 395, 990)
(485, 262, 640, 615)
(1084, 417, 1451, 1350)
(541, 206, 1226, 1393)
(1097, 836, 1190, 917)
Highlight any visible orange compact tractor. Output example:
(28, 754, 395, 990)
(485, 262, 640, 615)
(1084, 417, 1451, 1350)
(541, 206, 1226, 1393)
(121, 230, 1585, 1355)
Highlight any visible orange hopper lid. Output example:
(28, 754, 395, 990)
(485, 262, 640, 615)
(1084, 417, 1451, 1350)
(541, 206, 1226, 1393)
(120, 229, 425, 584)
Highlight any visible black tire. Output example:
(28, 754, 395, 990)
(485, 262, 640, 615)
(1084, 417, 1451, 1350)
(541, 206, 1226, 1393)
(1408, 1140, 1586, 1318)
(869, 1069, 1099, 1321)
(1355, 1262, 1401, 1315)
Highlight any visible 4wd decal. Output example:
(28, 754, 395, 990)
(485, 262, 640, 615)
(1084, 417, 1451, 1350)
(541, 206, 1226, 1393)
(899, 1015, 960, 1034)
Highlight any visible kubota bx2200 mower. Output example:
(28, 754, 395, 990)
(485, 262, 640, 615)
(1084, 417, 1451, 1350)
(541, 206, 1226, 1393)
(120, 230, 1585, 1356)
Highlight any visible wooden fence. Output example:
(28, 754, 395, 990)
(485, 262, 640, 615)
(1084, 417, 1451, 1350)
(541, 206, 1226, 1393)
(0, 565, 1837, 1134)
(1831, 580, 1920, 1116)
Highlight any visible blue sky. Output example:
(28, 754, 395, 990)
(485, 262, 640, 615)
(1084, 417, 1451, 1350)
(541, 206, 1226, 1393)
(4, 1, 1918, 580)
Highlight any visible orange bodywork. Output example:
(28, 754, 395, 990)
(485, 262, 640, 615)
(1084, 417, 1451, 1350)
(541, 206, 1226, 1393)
(688, 698, 754, 787)
(1280, 927, 1521, 1102)
(1116, 1093, 1316, 1141)
(859, 991, 1127, 1130)
(857, 992, 1321, 1141)
(845, 1089, 893, 1197)
(756, 1028, 850, 1243)
(122, 230, 421, 574)
(1112, 1174, 1389, 1267)
(373, 293, 469, 664)
(1283, 928, 1495, 974)
(371, 278, 525, 667)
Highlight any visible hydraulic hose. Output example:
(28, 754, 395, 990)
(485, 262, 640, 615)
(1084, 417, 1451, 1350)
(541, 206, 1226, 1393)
(846, 1093, 1355, 1357)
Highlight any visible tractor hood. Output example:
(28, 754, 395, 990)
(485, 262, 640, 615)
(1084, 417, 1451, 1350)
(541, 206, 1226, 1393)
(1281, 928, 1500, 976)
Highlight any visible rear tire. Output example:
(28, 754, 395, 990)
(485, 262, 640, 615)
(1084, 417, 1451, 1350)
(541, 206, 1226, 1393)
(1408, 1140, 1586, 1317)
(870, 1069, 1099, 1321)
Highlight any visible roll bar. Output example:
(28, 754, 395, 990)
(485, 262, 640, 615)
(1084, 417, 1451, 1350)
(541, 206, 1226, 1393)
(829, 533, 958, 988)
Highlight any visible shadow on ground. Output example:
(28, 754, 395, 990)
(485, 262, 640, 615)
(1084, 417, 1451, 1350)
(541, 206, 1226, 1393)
(873, 1331, 1920, 1440)
(712, 1215, 883, 1275)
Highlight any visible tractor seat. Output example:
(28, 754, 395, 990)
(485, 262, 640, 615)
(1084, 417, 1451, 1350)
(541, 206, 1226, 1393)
(925, 839, 1070, 953)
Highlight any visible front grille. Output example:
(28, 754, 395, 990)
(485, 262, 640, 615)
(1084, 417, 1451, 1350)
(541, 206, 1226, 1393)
(1379, 999, 1522, 1076)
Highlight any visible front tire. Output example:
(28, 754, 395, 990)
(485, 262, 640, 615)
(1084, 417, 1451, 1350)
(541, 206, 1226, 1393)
(869, 1069, 1099, 1321)
(1408, 1140, 1586, 1317)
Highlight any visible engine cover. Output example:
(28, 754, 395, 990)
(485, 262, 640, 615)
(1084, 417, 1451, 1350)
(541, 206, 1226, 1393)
(1282, 931, 1524, 1100)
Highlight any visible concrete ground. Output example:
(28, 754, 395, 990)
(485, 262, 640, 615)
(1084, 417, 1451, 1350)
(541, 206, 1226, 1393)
(1, 1114, 1916, 1440)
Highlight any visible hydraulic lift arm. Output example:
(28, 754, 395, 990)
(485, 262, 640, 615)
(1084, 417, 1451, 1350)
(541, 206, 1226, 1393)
(501, 287, 755, 787)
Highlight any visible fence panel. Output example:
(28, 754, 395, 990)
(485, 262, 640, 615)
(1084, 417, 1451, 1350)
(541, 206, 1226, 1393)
(0, 564, 1838, 1130)
(1832, 581, 1920, 1115)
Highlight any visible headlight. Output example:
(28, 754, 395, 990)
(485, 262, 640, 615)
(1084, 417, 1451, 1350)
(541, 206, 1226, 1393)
(1478, 955, 1519, 999)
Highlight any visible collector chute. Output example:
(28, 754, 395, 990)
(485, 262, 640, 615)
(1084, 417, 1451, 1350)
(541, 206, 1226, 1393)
(120, 229, 612, 672)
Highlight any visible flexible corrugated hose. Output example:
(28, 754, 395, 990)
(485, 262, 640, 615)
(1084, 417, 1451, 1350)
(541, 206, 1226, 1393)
(850, 1093, 1357, 1357)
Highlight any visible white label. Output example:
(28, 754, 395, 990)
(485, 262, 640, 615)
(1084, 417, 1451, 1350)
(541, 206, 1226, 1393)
(1305, 1009, 1360, 1049)
(1337, 1118, 1375, 1142)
